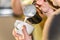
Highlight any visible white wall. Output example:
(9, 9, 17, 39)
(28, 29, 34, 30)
(0, 0, 11, 7)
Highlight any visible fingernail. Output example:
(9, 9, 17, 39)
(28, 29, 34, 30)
(23, 25, 26, 27)
(22, 25, 26, 29)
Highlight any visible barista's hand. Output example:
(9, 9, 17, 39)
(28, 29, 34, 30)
(12, 25, 32, 40)
(11, 0, 23, 15)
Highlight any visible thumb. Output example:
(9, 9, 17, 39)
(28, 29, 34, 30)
(22, 25, 29, 37)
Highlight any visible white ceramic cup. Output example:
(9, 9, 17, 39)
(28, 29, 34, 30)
(14, 20, 34, 35)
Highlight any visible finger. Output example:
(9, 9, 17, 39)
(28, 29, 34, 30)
(13, 28, 25, 40)
(12, 28, 19, 37)
(12, 28, 22, 38)
(29, 36, 32, 39)
(18, 37, 24, 40)
(12, 29, 19, 40)
(22, 25, 29, 37)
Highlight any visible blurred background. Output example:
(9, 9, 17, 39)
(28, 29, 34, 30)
(0, 0, 13, 16)
(0, 0, 16, 40)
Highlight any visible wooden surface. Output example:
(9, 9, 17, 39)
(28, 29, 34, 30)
(0, 16, 16, 40)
